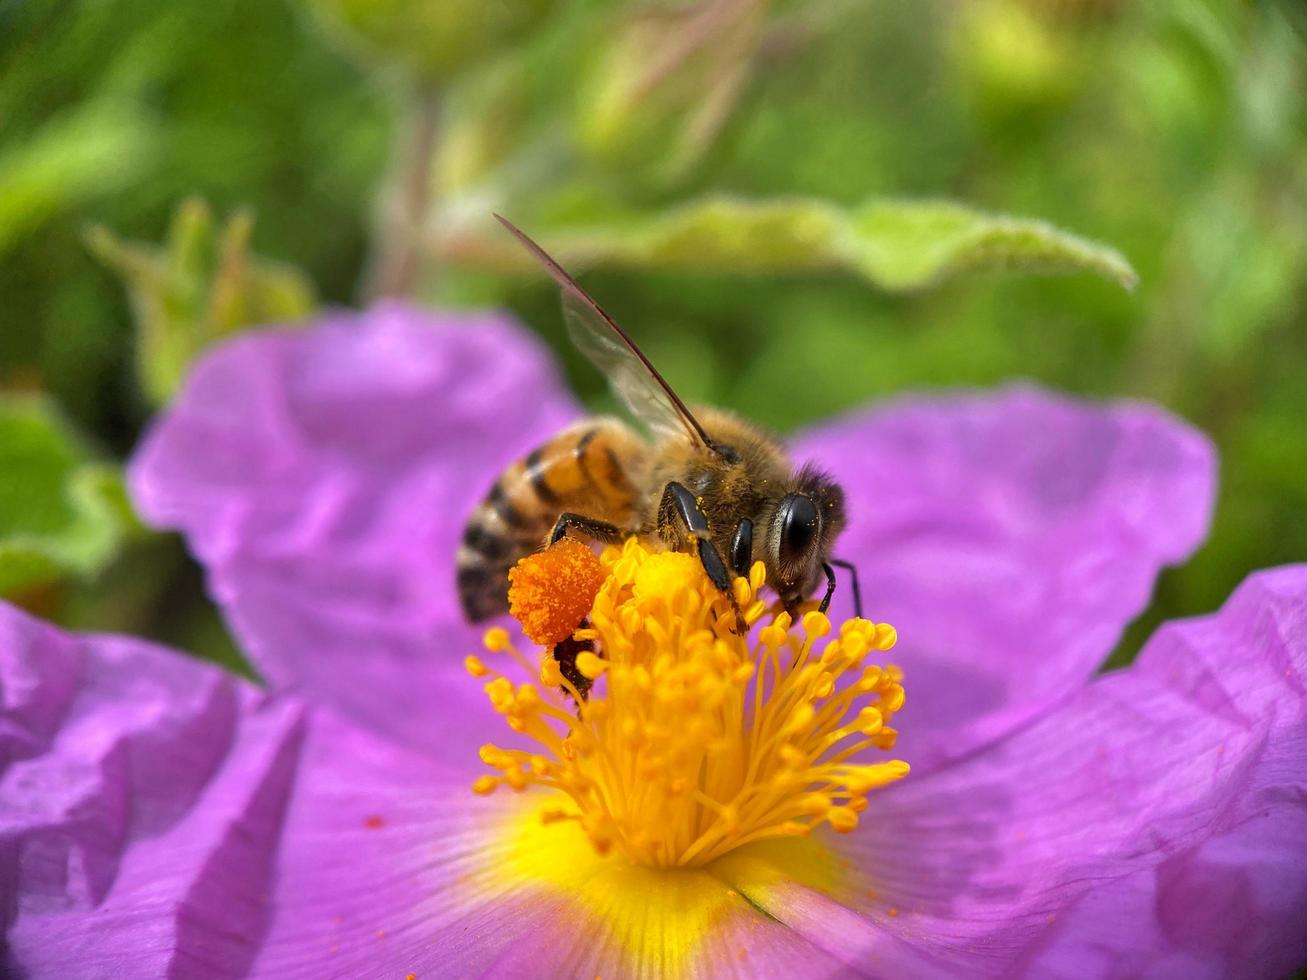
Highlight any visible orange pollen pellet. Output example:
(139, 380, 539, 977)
(508, 538, 606, 645)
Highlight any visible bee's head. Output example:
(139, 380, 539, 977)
(768, 466, 846, 610)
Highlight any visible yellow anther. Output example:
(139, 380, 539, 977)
(576, 651, 608, 679)
(483, 627, 511, 652)
(881, 685, 906, 713)
(855, 665, 883, 691)
(847, 760, 911, 794)
(779, 744, 808, 769)
(800, 793, 833, 816)
(732, 578, 751, 607)
(464, 655, 491, 678)
(802, 610, 832, 639)
(471, 775, 499, 795)
(620, 606, 643, 636)
(516, 684, 542, 709)
(841, 631, 869, 660)
(858, 706, 884, 735)
(828, 806, 860, 833)
(540, 658, 564, 686)
(784, 703, 816, 735)
(874, 624, 898, 650)
(632, 665, 653, 692)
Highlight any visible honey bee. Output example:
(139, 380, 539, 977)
(456, 215, 861, 636)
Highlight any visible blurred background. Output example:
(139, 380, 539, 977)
(0, 0, 1303, 672)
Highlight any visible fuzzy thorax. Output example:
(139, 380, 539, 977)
(469, 538, 908, 868)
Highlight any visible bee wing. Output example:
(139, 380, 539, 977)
(495, 214, 713, 449)
(558, 290, 700, 445)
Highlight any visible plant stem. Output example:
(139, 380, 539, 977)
(364, 87, 441, 301)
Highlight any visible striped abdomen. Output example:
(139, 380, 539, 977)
(457, 418, 646, 621)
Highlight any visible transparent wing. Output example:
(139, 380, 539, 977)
(558, 291, 696, 443)
(495, 214, 711, 448)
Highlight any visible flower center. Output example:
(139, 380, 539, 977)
(468, 537, 908, 869)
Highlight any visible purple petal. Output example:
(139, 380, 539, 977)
(793, 385, 1216, 774)
(128, 303, 580, 753)
(1, 602, 307, 978)
(717, 566, 1307, 978)
(249, 707, 854, 978)
(1021, 806, 1307, 979)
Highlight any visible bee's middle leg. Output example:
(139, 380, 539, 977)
(657, 482, 747, 633)
(549, 512, 626, 547)
(730, 518, 753, 578)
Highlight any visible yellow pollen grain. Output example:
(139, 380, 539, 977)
(471, 536, 908, 868)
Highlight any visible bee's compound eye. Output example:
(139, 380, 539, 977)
(778, 493, 819, 564)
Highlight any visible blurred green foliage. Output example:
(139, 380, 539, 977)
(1, 0, 1304, 668)
(307, 0, 561, 82)
(87, 197, 316, 405)
(0, 395, 137, 597)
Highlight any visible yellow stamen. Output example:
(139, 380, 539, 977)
(473, 537, 909, 868)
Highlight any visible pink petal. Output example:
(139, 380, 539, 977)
(793, 385, 1216, 774)
(128, 303, 580, 753)
(2, 603, 306, 977)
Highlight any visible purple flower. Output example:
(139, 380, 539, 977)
(4, 302, 1306, 978)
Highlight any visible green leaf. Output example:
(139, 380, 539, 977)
(846, 200, 1139, 291)
(434, 195, 1138, 291)
(0, 396, 139, 597)
(86, 198, 316, 406)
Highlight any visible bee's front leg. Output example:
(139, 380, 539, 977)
(656, 482, 747, 634)
(818, 562, 837, 615)
(824, 558, 863, 619)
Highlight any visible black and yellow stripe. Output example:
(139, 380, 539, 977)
(457, 418, 645, 621)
